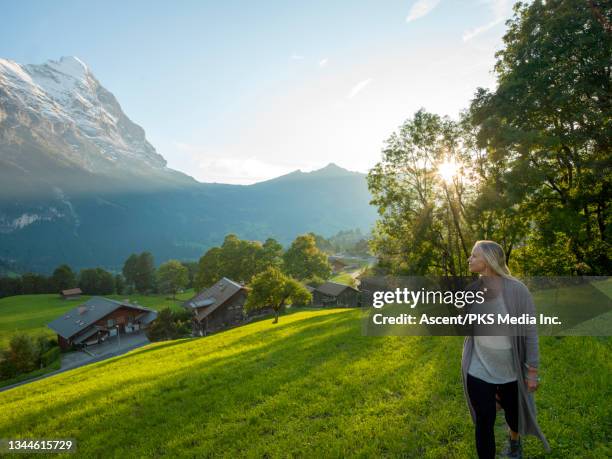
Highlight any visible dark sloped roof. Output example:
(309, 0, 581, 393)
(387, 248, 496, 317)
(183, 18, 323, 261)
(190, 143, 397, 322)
(137, 310, 158, 325)
(315, 281, 359, 297)
(72, 327, 100, 344)
(329, 258, 347, 267)
(48, 297, 153, 339)
(183, 277, 246, 321)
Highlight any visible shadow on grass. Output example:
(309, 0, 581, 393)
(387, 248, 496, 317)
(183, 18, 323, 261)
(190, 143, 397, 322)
(0, 309, 477, 457)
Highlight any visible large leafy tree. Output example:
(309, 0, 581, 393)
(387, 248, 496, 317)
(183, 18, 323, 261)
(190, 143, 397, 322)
(156, 260, 189, 300)
(51, 264, 76, 292)
(194, 235, 285, 290)
(122, 252, 156, 293)
(194, 247, 223, 290)
(245, 267, 312, 323)
(78, 268, 115, 295)
(180, 261, 199, 288)
(134, 252, 156, 293)
(469, 0, 611, 274)
(283, 234, 332, 280)
(367, 109, 477, 276)
(20, 272, 50, 294)
(122, 254, 139, 288)
(259, 238, 284, 271)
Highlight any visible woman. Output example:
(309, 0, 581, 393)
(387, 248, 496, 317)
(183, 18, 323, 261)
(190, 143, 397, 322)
(461, 240, 550, 458)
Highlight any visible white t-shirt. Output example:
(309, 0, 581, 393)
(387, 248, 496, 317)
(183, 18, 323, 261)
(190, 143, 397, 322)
(467, 294, 517, 384)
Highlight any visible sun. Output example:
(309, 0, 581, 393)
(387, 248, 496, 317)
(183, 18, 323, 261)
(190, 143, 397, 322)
(438, 158, 460, 183)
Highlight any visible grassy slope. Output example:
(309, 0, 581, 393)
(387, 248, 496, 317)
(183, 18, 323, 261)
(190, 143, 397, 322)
(0, 290, 194, 348)
(330, 271, 355, 284)
(0, 309, 609, 458)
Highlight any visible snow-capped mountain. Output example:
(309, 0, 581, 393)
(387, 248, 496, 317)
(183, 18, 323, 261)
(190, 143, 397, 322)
(0, 57, 377, 274)
(0, 56, 167, 174)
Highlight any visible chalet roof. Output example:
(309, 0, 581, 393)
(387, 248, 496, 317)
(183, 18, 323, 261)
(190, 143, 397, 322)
(315, 281, 359, 297)
(72, 327, 100, 344)
(330, 258, 347, 266)
(183, 277, 246, 321)
(137, 310, 158, 325)
(61, 288, 82, 296)
(48, 297, 154, 339)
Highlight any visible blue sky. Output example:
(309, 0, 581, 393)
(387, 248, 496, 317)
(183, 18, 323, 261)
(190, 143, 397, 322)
(1, 0, 517, 184)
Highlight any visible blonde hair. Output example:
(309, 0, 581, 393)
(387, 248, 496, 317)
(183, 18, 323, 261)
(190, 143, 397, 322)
(474, 240, 513, 279)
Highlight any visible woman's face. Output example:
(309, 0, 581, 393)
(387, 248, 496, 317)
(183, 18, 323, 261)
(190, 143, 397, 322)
(468, 245, 488, 274)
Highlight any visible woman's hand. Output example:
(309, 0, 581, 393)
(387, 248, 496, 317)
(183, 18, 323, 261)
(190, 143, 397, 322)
(525, 366, 540, 392)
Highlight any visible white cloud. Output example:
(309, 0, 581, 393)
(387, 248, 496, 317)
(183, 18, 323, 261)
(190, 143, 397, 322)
(406, 0, 441, 23)
(347, 78, 372, 99)
(175, 143, 296, 184)
(462, 18, 504, 41)
(319, 58, 328, 67)
(463, 0, 511, 41)
(290, 53, 304, 60)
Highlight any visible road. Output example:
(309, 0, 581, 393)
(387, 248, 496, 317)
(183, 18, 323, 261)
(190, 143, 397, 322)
(0, 336, 150, 393)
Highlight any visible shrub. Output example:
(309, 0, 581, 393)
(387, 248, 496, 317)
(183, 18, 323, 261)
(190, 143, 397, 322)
(146, 308, 192, 342)
(7, 334, 39, 373)
(0, 351, 17, 380)
(41, 347, 61, 367)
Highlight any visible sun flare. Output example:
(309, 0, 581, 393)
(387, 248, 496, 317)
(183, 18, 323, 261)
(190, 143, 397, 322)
(438, 159, 460, 183)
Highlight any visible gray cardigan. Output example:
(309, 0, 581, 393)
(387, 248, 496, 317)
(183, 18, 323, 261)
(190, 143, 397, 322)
(461, 276, 551, 452)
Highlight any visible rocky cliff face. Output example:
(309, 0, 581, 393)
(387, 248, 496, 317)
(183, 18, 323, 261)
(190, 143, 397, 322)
(0, 56, 167, 175)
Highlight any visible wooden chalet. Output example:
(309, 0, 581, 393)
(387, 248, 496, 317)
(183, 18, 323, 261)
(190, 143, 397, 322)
(183, 277, 248, 336)
(60, 288, 82, 300)
(48, 297, 157, 350)
(329, 257, 347, 273)
(313, 281, 360, 307)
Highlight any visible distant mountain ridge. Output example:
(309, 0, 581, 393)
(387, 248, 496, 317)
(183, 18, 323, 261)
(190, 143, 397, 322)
(0, 56, 377, 273)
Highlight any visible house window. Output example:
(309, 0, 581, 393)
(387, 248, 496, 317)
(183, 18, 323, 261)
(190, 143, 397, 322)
(107, 319, 115, 327)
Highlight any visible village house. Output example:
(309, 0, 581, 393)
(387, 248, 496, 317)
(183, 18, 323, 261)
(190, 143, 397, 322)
(328, 257, 347, 273)
(183, 277, 248, 336)
(313, 281, 361, 307)
(48, 297, 158, 350)
(60, 288, 82, 300)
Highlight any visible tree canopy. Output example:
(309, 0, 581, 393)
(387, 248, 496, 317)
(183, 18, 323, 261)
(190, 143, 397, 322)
(283, 234, 332, 280)
(367, 0, 611, 276)
(245, 267, 312, 323)
(51, 264, 76, 292)
(194, 235, 285, 290)
(157, 260, 189, 299)
(468, 0, 611, 274)
(123, 252, 156, 293)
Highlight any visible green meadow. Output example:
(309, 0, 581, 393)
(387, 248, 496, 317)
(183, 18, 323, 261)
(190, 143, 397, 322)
(0, 308, 609, 458)
(0, 290, 194, 348)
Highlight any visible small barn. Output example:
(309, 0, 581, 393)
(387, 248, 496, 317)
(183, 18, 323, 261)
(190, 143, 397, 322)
(183, 277, 248, 336)
(60, 288, 82, 300)
(329, 257, 347, 273)
(313, 281, 360, 307)
(48, 297, 157, 350)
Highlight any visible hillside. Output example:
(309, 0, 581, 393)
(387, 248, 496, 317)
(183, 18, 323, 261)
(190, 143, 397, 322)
(0, 309, 609, 457)
(0, 56, 377, 273)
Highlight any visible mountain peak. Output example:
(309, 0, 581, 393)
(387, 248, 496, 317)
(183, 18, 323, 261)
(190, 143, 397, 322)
(254, 162, 363, 186)
(0, 55, 168, 176)
(309, 163, 361, 177)
(44, 56, 89, 81)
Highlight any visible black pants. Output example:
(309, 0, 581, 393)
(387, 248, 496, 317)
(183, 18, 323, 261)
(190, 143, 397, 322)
(467, 373, 519, 459)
